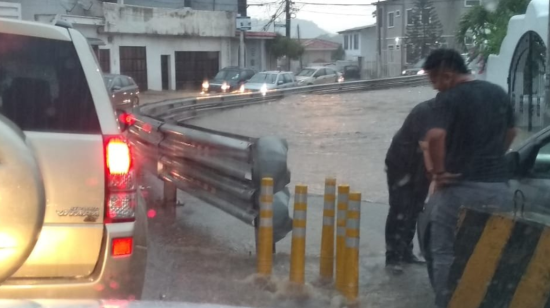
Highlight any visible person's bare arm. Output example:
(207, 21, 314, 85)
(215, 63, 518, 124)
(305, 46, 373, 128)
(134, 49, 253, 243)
(505, 127, 517, 151)
(424, 128, 447, 174)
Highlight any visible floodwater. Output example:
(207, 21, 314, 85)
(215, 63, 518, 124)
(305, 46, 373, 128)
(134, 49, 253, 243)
(141, 86, 438, 308)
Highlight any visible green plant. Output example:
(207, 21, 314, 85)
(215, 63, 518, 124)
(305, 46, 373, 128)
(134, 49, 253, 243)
(332, 44, 345, 61)
(267, 34, 305, 60)
(456, 0, 530, 67)
(405, 0, 444, 64)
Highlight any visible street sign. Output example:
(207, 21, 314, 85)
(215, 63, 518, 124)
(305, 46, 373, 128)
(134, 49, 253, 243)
(236, 16, 251, 31)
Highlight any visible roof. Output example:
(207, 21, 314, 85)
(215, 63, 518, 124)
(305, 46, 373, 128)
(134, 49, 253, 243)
(338, 24, 376, 34)
(235, 31, 277, 39)
(260, 71, 293, 74)
(297, 38, 340, 51)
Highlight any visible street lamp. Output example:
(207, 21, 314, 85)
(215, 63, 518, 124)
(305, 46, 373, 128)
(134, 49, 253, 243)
(395, 37, 400, 45)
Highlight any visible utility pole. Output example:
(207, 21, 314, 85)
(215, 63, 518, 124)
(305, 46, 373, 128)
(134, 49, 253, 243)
(545, 0, 550, 129)
(285, 0, 291, 38)
(297, 24, 303, 70)
(377, 0, 382, 77)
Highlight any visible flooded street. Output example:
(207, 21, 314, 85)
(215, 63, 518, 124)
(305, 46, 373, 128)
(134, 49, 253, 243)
(142, 86, 438, 307)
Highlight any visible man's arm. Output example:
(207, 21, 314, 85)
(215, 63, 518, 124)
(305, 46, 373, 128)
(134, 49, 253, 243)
(424, 128, 447, 174)
(505, 127, 517, 151)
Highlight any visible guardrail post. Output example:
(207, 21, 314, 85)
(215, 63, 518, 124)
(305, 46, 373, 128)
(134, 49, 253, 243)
(344, 192, 361, 305)
(290, 185, 308, 285)
(319, 178, 336, 283)
(163, 181, 177, 208)
(335, 184, 350, 292)
(257, 177, 274, 277)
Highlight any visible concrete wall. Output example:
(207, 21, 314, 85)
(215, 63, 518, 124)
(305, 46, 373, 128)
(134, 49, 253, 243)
(360, 27, 377, 62)
(190, 0, 238, 12)
(92, 34, 235, 90)
(0, 0, 104, 20)
(102, 2, 236, 37)
(378, 0, 473, 66)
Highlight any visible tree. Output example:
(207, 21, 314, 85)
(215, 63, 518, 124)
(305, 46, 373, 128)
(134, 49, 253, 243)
(405, 0, 444, 64)
(332, 44, 345, 61)
(266, 34, 305, 60)
(456, 0, 529, 69)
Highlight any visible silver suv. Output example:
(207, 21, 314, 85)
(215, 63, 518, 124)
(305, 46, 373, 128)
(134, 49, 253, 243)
(0, 18, 148, 299)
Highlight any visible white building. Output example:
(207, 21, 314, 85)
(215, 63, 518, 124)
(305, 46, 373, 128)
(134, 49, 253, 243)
(338, 25, 379, 78)
(0, 0, 276, 91)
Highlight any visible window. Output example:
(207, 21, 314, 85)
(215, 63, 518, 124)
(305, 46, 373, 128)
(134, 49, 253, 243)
(464, 0, 481, 7)
(388, 12, 395, 28)
(388, 45, 395, 51)
(313, 69, 326, 78)
(344, 34, 349, 50)
(406, 9, 413, 26)
(284, 73, 294, 83)
(395, 10, 401, 17)
(354, 34, 359, 50)
(0, 33, 100, 133)
(530, 142, 550, 178)
(113, 77, 124, 88)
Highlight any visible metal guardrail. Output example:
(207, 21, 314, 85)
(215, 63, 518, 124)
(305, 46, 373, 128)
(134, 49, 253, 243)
(129, 75, 428, 226)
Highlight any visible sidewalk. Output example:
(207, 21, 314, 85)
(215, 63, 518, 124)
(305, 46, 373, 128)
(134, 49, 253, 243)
(140, 90, 201, 105)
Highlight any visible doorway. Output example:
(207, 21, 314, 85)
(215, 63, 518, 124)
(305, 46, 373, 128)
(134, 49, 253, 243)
(161, 55, 170, 90)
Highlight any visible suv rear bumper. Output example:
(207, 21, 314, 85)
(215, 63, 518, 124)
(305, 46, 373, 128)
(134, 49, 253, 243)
(0, 198, 148, 300)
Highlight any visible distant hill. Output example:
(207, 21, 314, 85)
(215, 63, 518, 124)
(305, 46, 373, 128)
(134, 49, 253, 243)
(316, 34, 342, 44)
(251, 18, 332, 38)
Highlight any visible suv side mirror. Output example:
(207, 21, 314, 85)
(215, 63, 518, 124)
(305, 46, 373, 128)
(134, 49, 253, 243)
(278, 80, 284, 85)
(506, 151, 520, 176)
(111, 85, 122, 92)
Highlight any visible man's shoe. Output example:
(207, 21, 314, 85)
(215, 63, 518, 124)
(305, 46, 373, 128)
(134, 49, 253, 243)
(385, 262, 404, 275)
(403, 253, 426, 264)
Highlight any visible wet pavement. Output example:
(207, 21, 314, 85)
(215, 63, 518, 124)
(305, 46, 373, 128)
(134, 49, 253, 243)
(141, 86, 438, 307)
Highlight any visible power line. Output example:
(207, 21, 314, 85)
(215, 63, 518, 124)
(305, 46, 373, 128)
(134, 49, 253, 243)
(299, 9, 372, 16)
(294, 1, 374, 6)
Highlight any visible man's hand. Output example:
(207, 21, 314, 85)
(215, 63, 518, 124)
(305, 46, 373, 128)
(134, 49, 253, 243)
(431, 172, 461, 191)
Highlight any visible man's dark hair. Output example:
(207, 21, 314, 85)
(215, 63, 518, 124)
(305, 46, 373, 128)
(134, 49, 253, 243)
(422, 49, 469, 74)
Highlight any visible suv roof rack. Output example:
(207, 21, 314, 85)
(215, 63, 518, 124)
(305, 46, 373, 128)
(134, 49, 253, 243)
(55, 20, 73, 29)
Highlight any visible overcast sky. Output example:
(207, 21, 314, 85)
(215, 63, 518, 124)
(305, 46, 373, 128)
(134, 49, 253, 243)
(247, 0, 377, 34)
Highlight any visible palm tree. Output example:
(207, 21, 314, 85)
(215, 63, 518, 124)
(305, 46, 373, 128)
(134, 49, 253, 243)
(456, 0, 530, 70)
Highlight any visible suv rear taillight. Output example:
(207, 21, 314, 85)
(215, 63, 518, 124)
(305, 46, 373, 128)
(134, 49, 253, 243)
(104, 136, 136, 223)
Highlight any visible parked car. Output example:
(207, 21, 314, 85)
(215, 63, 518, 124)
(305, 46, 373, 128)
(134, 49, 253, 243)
(402, 59, 426, 76)
(417, 126, 550, 257)
(244, 71, 297, 92)
(341, 65, 361, 81)
(295, 66, 340, 86)
(203, 66, 256, 93)
(0, 18, 147, 298)
(103, 74, 140, 109)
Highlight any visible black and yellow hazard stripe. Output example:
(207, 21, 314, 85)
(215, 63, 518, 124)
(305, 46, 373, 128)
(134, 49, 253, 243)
(447, 208, 550, 308)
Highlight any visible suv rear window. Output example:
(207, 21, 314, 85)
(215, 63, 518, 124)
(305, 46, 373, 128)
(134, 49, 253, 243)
(0, 33, 100, 133)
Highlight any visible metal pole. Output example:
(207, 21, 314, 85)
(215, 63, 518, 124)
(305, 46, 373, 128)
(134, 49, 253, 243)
(240, 30, 245, 68)
(319, 178, 336, 282)
(289, 185, 308, 285)
(528, 33, 534, 132)
(344, 192, 362, 304)
(335, 184, 350, 292)
(285, 0, 291, 38)
(297, 24, 303, 70)
(257, 177, 274, 276)
(545, 0, 550, 129)
(377, 0, 382, 77)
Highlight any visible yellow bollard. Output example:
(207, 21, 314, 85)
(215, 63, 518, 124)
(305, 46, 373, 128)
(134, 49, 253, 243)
(335, 184, 350, 292)
(344, 192, 362, 303)
(289, 185, 308, 284)
(319, 178, 337, 282)
(257, 177, 274, 276)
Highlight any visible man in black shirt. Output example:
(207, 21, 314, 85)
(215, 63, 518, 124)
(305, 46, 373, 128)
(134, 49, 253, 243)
(421, 49, 516, 308)
(385, 99, 436, 273)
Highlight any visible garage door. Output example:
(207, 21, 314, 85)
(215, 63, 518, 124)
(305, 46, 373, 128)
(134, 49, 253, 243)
(120, 46, 148, 91)
(175, 52, 219, 90)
